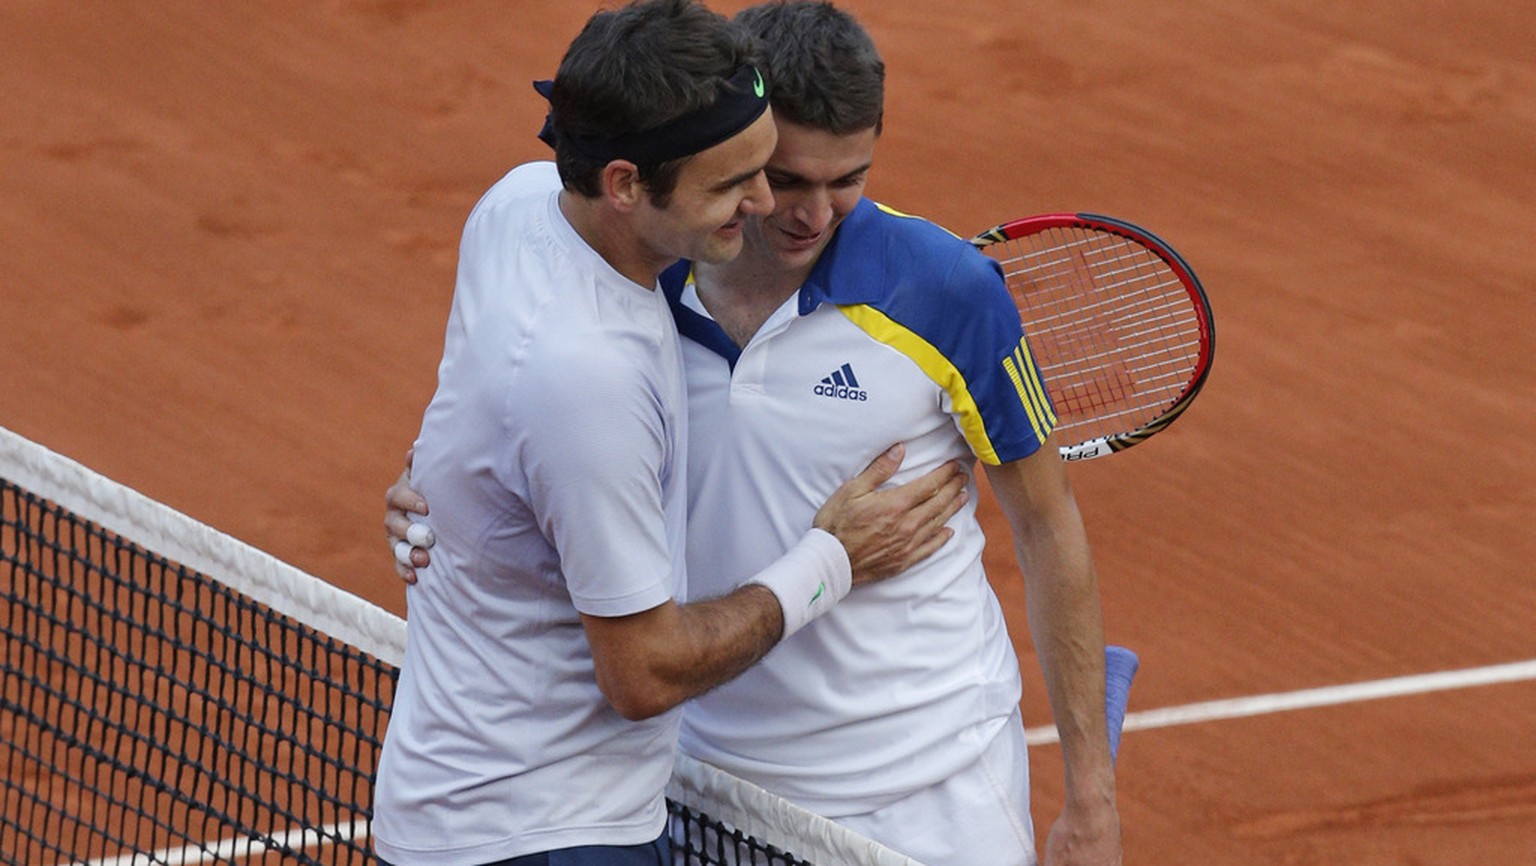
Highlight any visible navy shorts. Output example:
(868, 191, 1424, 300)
(377, 831, 669, 866)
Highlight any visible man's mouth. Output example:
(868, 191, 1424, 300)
(779, 226, 823, 250)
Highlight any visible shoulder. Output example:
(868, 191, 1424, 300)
(462, 162, 562, 238)
(883, 204, 1004, 301)
(477, 161, 562, 209)
(454, 162, 584, 307)
(829, 200, 1013, 329)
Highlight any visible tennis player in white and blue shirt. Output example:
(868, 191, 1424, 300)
(664, 191, 1103, 866)
(664, 5, 1121, 864)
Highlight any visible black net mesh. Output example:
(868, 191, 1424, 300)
(2, 473, 863, 866)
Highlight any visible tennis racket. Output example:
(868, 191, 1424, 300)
(972, 213, 1215, 462)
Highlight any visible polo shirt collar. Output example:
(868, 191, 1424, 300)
(660, 260, 741, 364)
(661, 197, 889, 366)
(796, 197, 887, 315)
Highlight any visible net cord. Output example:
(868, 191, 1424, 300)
(0, 426, 408, 667)
(667, 753, 922, 866)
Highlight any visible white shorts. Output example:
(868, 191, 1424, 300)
(834, 709, 1037, 866)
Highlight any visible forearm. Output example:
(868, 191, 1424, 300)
(585, 586, 781, 720)
(647, 583, 785, 708)
(585, 530, 849, 720)
(1017, 518, 1115, 804)
(985, 452, 1116, 805)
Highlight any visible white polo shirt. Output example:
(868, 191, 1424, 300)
(373, 162, 688, 865)
(662, 198, 1056, 816)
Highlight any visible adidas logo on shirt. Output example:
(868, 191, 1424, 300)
(813, 363, 868, 402)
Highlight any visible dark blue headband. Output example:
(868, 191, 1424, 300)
(535, 65, 768, 165)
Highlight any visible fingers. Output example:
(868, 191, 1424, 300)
(840, 443, 905, 499)
(394, 541, 416, 568)
(386, 510, 433, 549)
(392, 536, 422, 585)
(383, 505, 416, 545)
(891, 477, 965, 568)
(386, 469, 428, 515)
(905, 463, 968, 530)
(406, 522, 436, 549)
(387, 531, 430, 584)
(905, 526, 955, 566)
(886, 458, 964, 510)
(813, 449, 971, 585)
(385, 457, 433, 585)
(866, 461, 968, 577)
(394, 559, 419, 585)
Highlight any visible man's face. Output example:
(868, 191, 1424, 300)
(635, 110, 778, 267)
(746, 120, 878, 272)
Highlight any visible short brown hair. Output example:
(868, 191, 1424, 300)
(736, 1, 884, 135)
(547, 0, 762, 204)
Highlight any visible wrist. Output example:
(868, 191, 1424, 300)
(743, 528, 852, 639)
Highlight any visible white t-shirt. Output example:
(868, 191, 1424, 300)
(373, 162, 689, 865)
(661, 199, 1054, 816)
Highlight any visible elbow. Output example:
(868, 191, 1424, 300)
(583, 604, 692, 721)
(610, 697, 670, 722)
(597, 673, 679, 722)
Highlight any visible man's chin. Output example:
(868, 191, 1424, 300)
(694, 233, 745, 265)
(774, 236, 828, 268)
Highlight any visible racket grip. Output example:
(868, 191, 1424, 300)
(1104, 645, 1140, 763)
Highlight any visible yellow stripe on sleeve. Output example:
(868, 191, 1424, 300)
(837, 304, 1004, 464)
(1014, 337, 1057, 430)
(1002, 357, 1045, 444)
(1002, 340, 1055, 444)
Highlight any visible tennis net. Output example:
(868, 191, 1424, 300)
(0, 426, 917, 866)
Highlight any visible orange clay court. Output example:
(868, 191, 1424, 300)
(3, 2, 1534, 863)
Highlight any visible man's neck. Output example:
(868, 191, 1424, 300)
(559, 190, 666, 289)
(694, 246, 815, 348)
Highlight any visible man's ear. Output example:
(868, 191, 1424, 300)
(600, 160, 645, 212)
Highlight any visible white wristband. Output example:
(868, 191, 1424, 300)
(744, 529, 852, 640)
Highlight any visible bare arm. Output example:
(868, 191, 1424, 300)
(386, 444, 967, 720)
(984, 434, 1121, 866)
(581, 581, 785, 720)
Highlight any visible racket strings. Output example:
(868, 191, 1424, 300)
(986, 227, 1204, 441)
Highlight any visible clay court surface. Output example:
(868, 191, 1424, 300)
(4, 1, 1534, 862)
